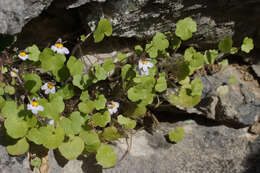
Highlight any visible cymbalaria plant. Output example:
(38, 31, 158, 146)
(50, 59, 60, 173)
(0, 17, 254, 169)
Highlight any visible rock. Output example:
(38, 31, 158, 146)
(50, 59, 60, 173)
(80, 0, 259, 47)
(164, 66, 260, 127)
(252, 63, 260, 78)
(0, 0, 53, 35)
(1, 121, 259, 172)
(0, 145, 29, 173)
(66, 0, 106, 9)
(32, 121, 256, 173)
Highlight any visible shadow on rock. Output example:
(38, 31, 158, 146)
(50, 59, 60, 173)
(78, 154, 102, 173)
(243, 136, 260, 173)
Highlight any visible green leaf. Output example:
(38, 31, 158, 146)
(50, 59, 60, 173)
(59, 136, 84, 160)
(0, 96, 5, 109)
(23, 74, 42, 93)
(0, 87, 4, 95)
(38, 98, 60, 119)
(168, 127, 184, 143)
(39, 48, 66, 81)
(56, 84, 75, 100)
(145, 32, 169, 58)
(80, 91, 90, 102)
(94, 64, 107, 81)
(219, 59, 229, 67)
(60, 117, 74, 136)
(80, 130, 100, 152)
(172, 35, 182, 50)
(26, 45, 40, 62)
(102, 58, 115, 73)
(1, 101, 18, 118)
(40, 125, 65, 149)
(4, 85, 15, 95)
(50, 96, 65, 113)
(117, 115, 136, 130)
(94, 94, 107, 110)
(102, 126, 120, 141)
(229, 76, 237, 84)
(26, 128, 44, 145)
(191, 78, 203, 96)
(96, 144, 116, 168)
(135, 45, 143, 56)
(218, 36, 233, 54)
(67, 56, 84, 76)
(230, 47, 238, 54)
(124, 104, 147, 118)
(78, 100, 95, 114)
(80, 35, 87, 42)
(72, 74, 84, 89)
(117, 53, 127, 62)
(5, 116, 28, 139)
(92, 111, 111, 127)
(204, 49, 218, 64)
(155, 72, 167, 92)
(70, 111, 85, 134)
(6, 137, 29, 155)
(241, 37, 254, 53)
(175, 17, 197, 40)
(30, 157, 42, 168)
(94, 18, 113, 43)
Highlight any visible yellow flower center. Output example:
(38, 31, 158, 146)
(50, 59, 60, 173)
(19, 51, 26, 57)
(141, 59, 148, 64)
(108, 102, 116, 109)
(32, 101, 39, 107)
(11, 71, 17, 76)
(56, 43, 63, 48)
(48, 83, 54, 89)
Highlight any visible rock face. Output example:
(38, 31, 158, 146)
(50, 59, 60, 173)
(164, 66, 260, 127)
(1, 121, 258, 173)
(80, 0, 260, 47)
(0, 0, 53, 35)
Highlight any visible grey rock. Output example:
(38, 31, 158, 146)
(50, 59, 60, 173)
(252, 63, 260, 78)
(41, 122, 255, 173)
(0, 0, 53, 35)
(0, 145, 29, 173)
(80, 0, 259, 47)
(66, 0, 106, 9)
(165, 66, 260, 127)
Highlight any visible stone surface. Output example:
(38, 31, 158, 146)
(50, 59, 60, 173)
(80, 0, 259, 48)
(1, 121, 260, 172)
(252, 63, 260, 78)
(0, 0, 53, 35)
(164, 66, 260, 127)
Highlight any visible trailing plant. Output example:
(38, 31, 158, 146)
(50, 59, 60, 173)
(0, 17, 254, 169)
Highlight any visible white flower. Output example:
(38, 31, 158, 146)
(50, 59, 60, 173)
(27, 98, 44, 115)
(18, 51, 29, 61)
(48, 119, 55, 126)
(138, 58, 154, 76)
(41, 82, 56, 94)
(51, 38, 69, 55)
(107, 101, 119, 114)
(10, 68, 18, 78)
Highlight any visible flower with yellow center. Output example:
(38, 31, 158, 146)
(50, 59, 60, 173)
(10, 68, 18, 78)
(27, 97, 44, 115)
(51, 38, 69, 55)
(41, 82, 56, 94)
(138, 58, 154, 76)
(107, 101, 119, 114)
(18, 51, 29, 61)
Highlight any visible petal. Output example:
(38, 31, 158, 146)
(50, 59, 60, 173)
(49, 120, 55, 126)
(108, 109, 113, 115)
(32, 108, 38, 114)
(27, 104, 32, 110)
(18, 55, 26, 61)
(115, 102, 119, 108)
(62, 47, 70, 54)
(45, 89, 50, 94)
(147, 62, 154, 68)
(51, 45, 57, 52)
(138, 60, 144, 69)
(50, 88, 56, 94)
(56, 48, 64, 54)
(41, 83, 48, 90)
(37, 105, 44, 112)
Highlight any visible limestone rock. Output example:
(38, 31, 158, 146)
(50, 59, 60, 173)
(0, 0, 53, 35)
